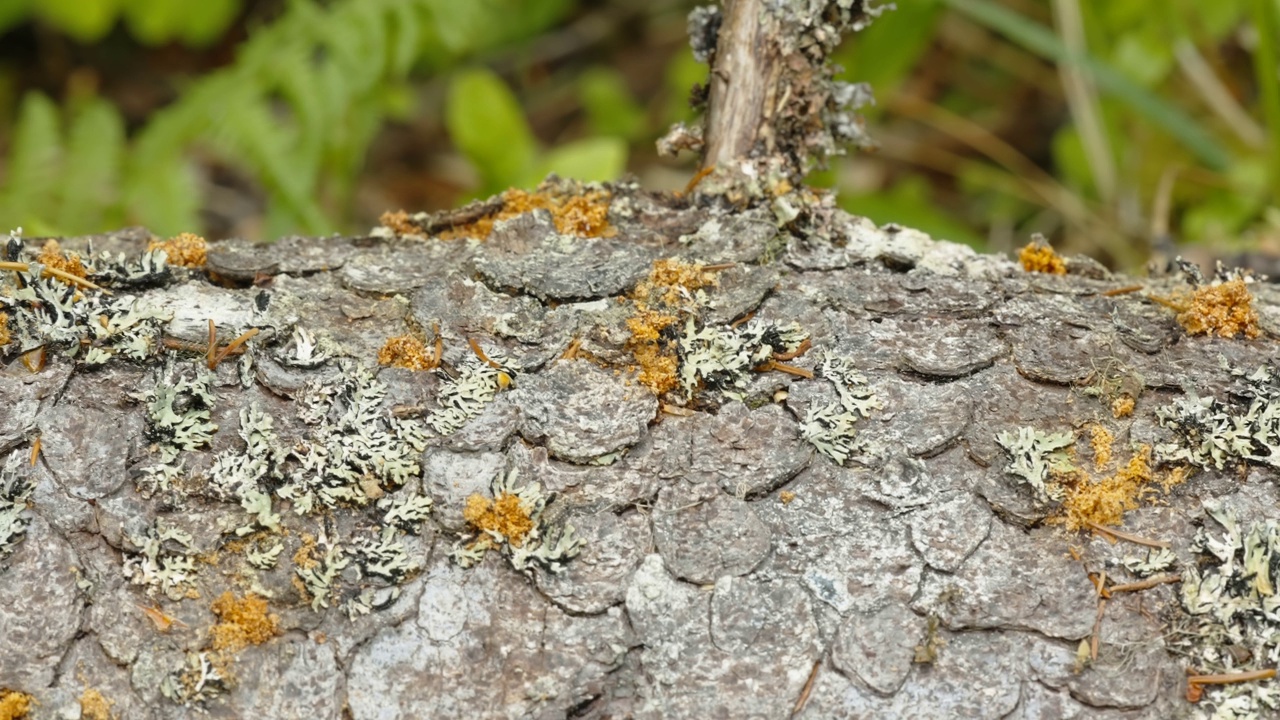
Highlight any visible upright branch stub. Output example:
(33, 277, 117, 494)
(663, 0, 887, 196)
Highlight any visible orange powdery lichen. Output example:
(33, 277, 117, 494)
(1174, 279, 1261, 339)
(0, 313, 9, 347)
(378, 210, 419, 237)
(1018, 240, 1067, 275)
(377, 334, 434, 371)
(463, 492, 534, 547)
(437, 187, 615, 241)
(1055, 445, 1184, 532)
(1111, 395, 1135, 419)
(625, 258, 723, 396)
(147, 232, 208, 268)
(78, 688, 115, 720)
(37, 239, 87, 278)
(209, 591, 279, 653)
(0, 690, 32, 720)
(1088, 423, 1114, 468)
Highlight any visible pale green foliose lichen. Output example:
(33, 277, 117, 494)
(296, 535, 349, 611)
(278, 360, 429, 513)
(161, 651, 227, 707)
(1155, 363, 1280, 471)
(427, 354, 520, 436)
(1174, 504, 1280, 719)
(0, 452, 34, 565)
(801, 355, 882, 465)
(452, 468, 584, 574)
(995, 426, 1075, 504)
(122, 520, 199, 600)
(676, 318, 808, 400)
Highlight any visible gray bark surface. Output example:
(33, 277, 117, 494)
(2, 181, 1280, 719)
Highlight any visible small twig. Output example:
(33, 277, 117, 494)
(701, 262, 737, 271)
(730, 310, 757, 329)
(790, 658, 822, 717)
(1108, 574, 1182, 595)
(29, 437, 41, 467)
(210, 328, 260, 369)
(0, 260, 109, 294)
(1188, 668, 1276, 687)
(206, 320, 218, 369)
(1101, 285, 1145, 297)
(756, 360, 814, 379)
(1085, 520, 1170, 549)
(680, 165, 717, 196)
(661, 403, 695, 417)
(773, 337, 811, 361)
(467, 337, 503, 369)
(1091, 597, 1107, 661)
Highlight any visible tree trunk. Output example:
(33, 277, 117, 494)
(2, 184, 1278, 718)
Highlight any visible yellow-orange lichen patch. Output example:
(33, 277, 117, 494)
(0, 690, 32, 720)
(209, 591, 279, 653)
(1088, 423, 1114, 469)
(624, 258, 725, 396)
(1174, 279, 1261, 339)
(147, 232, 208, 268)
(37, 239, 87, 279)
(1018, 241, 1067, 275)
(378, 210, 419, 237)
(377, 334, 436, 371)
(0, 313, 9, 347)
(1054, 445, 1184, 532)
(438, 187, 614, 241)
(1111, 395, 1135, 419)
(463, 492, 534, 547)
(292, 533, 318, 570)
(78, 688, 114, 720)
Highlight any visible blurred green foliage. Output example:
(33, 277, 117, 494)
(0, 0, 1278, 267)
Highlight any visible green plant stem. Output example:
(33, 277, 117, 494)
(1248, 0, 1280, 197)
(946, 0, 1230, 171)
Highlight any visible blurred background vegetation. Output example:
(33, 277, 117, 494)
(0, 0, 1277, 273)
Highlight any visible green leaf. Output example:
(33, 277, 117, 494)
(945, 0, 1230, 170)
(835, 0, 943, 107)
(175, 0, 240, 46)
(0, 92, 62, 229)
(446, 68, 538, 191)
(0, 0, 35, 36)
(37, 0, 119, 42)
(58, 98, 125, 234)
(122, 0, 185, 45)
(527, 137, 628, 187)
(838, 177, 987, 249)
(578, 68, 645, 140)
(123, 154, 201, 236)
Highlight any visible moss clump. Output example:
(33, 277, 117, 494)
(1174, 279, 1261, 339)
(209, 591, 280, 653)
(0, 690, 32, 720)
(463, 492, 535, 548)
(377, 334, 435, 371)
(1018, 240, 1066, 274)
(147, 233, 208, 268)
(36, 239, 87, 278)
